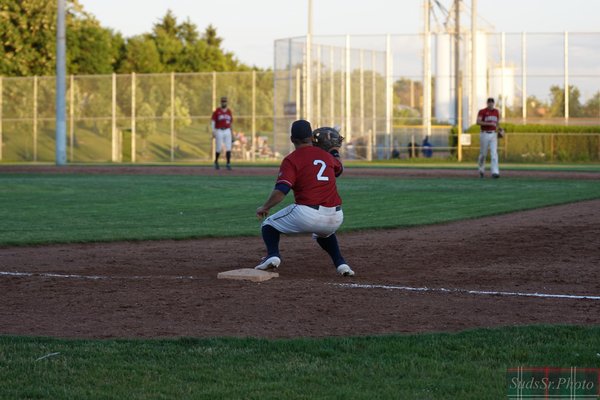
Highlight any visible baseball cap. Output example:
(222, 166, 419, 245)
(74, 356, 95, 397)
(290, 120, 313, 140)
(487, 97, 495, 103)
(220, 96, 228, 102)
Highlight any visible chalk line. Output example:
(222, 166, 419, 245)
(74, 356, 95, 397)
(0, 271, 196, 280)
(332, 283, 600, 301)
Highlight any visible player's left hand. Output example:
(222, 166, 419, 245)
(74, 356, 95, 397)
(256, 206, 270, 219)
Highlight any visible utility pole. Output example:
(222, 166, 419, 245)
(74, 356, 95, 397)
(454, 0, 460, 127)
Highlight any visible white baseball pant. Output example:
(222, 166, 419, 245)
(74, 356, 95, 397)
(478, 131, 499, 175)
(215, 128, 232, 152)
(263, 204, 343, 238)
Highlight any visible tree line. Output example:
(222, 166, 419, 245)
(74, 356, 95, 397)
(0, 0, 252, 77)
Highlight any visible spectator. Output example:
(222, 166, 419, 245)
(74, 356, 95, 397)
(422, 136, 433, 158)
(407, 141, 420, 158)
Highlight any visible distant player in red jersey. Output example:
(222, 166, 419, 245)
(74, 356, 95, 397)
(211, 96, 233, 170)
(254, 120, 354, 276)
(476, 97, 501, 178)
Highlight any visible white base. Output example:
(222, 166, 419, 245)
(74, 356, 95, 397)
(217, 268, 279, 282)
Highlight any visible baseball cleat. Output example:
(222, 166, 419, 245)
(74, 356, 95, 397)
(336, 264, 355, 277)
(255, 256, 281, 271)
(214, 162, 220, 170)
(492, 174, 500, 179)
(479, 172, 484, 179)
(226, 163, 232, 171)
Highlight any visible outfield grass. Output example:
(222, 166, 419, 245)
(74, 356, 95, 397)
(1, 174, 600, 245)
(3, 160, 600, 172)
(0, 326, 598, 399)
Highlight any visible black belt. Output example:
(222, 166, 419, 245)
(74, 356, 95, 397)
(307, 205, 342, 211)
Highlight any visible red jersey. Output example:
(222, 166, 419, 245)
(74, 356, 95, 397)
(211, 107, 233, 129)
(478, 107, 500, 132)
(276, 146, 343, 207)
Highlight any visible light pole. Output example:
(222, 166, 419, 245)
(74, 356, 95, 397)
(56, 0, 67, 165)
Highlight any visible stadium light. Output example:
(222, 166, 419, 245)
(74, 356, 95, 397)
(56, 0, 67, 165)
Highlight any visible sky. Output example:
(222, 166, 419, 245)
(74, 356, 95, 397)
(78, 0, 600, 69)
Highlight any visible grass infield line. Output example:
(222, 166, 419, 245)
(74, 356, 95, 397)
(332, 283, 600, 301)
(3, 271, 600, 301)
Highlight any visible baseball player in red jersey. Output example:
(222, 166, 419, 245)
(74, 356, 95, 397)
(254, 120, 354, 276)
(476, 97, 501, 178)
(211, 96, 233, 170)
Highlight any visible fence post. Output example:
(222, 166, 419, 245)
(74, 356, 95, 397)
(423, 2, 432, 140)
(385, 34, 392, 158)
(212, 71, 216, 160)
(329, 46, 334, 126)
(111, 73, 117, 162)
(170, 72, 175, 162)
(550, 134, 555, 162)
(302, 46, 307, 119)
(457, 86, 463, 162)
(306, 0, 312, 123)
(345, 34, 351, 142)
(522, 32, 527, 122)
(69, 75, 74, 162)
(371, 50, 376, 161)
(295, 68, 301, 121)
(340, 47, 345, 132)
(296, 67, 301, 153)
(131, 72, 136, 163)
(316, 45, 322, 127)
(0, 76, 3, 161)
(564, 31, 569, 122)
(33, 75, 38, 162)
(359, 49, 365, 145)
(252, 70, 256, 161)
(501, 32, 506, 120)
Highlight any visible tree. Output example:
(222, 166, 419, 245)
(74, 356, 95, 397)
(524, 95, 548, 118)
(582, 91, 600, 118)
(0, 0, 56, 76)
(118, 35, 162, 73)
(549, 85, 583, 118)
(151, 10, 183, 71)
(67, 13, 122, 75)
(202, 24, 223, 48)
(0, 4, 253, 77)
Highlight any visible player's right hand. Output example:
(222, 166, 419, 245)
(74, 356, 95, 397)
(256, 206, 270, 219)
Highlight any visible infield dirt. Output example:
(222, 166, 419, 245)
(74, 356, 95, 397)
(0, 166, 598, 339)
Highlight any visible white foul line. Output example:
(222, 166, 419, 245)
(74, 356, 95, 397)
(0, 271, 196, 280)
(332, 283, 600, 301)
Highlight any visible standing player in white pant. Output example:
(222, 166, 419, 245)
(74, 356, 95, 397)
(476, 97, 501, 179)
(254, 120, 354, 277)
(211, 96, 233, 170)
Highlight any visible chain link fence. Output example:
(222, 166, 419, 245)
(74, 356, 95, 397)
(274, 32, 600, 161)
(1, 31, 600, 163)
(0, 71, 275, 163)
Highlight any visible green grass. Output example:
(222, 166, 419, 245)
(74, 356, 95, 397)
(344, 160, 600, 171)
(1, 326, 599, 399)
(1, 174, 600, 245)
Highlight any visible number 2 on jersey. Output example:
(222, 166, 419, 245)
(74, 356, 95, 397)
(313, 160, 330, 181)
